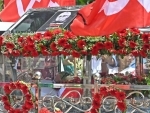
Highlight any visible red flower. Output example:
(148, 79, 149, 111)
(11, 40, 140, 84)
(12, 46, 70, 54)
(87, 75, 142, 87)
(26, 36, 34, 45)
(25, 94, 32, 100)
(71, 50, 80, 58)
(115, 91, 126, 101)
(51, 51, 60, 56)
(90, 108, 98, 113)
(6, 42, 15, 49)
(131, 50, 139, 57)
(91, 46, 99, 56)
(13, 109, 22, 113)
(118, 49, 127, 55)
(142, 44, 149, 50)
(31, 50, 39, 57)
(130, 28, 140, 35)
(22, 105, 29, 112)
(33, 33, 42, 40)
(129, 41, 136, 49)
(21, 85, 28, 94)
(17, 36, 24, 44)
(25, 101, 33, 109)
(42, 50, 49, 56)
(15, 82, 22, 89)
(43, 31, 53, 39)
(0, 36, 3, 46)
(52, 28, 62, 35)
(23, 45, 29, 51)
(92, 100, 101, 109)
(27, 44, 35, 51)
(104, 41, 113, 49)
(9, 83, 16, 89)
(93, 93, 101, 102)
(95, 42, 103, 49)
(139, 50, 147, 57)
(11, 50, 20, 57)
(4, 84, 11, 94)
(39, 107, 51, 113)
(118, 38, 125, 47)
(2, 96, 8, 102)
(77, 40, 86, 49)
(100, 87, 107, 96)
(64, 43, 72, 49)
(58, 38, 67, 46)
(117, 29, 127, 38)
(4, 101, 11, 110)
(142, 33, 149, 42)
(50, 42, 57, 51)
(64, 30, 75, 38)
(109, 89, 116, 97)
(117, 101, 126, 112)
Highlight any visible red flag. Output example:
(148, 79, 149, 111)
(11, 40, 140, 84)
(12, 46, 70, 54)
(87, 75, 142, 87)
(4, 0, 10, 7)
(71, 0, 150, 36)
(0, 0, 75, 22)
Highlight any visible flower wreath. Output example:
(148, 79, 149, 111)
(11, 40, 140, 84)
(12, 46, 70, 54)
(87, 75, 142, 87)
(91, 86, 126, 113)
(2, 81, 34, 113)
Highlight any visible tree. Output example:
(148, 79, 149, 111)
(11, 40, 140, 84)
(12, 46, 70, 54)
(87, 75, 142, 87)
(76, 0, 94, 5)
(0, 0, 3, 11)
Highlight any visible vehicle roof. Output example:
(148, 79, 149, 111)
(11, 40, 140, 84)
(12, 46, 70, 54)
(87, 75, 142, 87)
(26, 5, 83, 13)
(0, 22, 14, 31)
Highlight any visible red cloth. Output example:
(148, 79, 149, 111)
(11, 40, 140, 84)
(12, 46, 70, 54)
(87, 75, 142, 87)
(71, 0, 150, 36)
(0, 0, 76, 22)
(4, 0, 10, 7)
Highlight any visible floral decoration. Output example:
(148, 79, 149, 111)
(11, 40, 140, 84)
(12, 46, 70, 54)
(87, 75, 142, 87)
(100, 73, 145, 85)
(91, 86, 126, 113)
(0, 28, 150, 58)
(2, 81, 34, 113)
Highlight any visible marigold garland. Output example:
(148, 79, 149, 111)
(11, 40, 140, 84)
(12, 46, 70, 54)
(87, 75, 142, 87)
(2, 81, 34, 113)
(0, 28, 150, 58)
(91, 86, 126, 113)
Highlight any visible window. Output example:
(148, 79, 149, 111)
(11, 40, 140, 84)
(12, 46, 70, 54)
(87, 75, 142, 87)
(11, 11, 56, 33)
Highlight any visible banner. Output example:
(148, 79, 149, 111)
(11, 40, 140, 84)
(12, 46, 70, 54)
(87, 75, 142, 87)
(71, 0, 150, 36)
(0, 0, 75, 22)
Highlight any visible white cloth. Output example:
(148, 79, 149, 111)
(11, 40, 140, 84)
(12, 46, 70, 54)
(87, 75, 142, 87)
(91, 56, 102, 74)
(107, 66, 118, 74)
(61, 59, 64, 72)
(107, 55, 118, 74)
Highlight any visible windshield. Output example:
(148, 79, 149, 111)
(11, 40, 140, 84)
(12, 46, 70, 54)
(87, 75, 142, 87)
(6, 11, 56, 34)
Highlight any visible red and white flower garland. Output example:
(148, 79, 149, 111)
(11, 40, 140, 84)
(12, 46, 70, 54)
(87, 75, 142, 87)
(91, 86, 126, 113)
(2, 81, 34, 113)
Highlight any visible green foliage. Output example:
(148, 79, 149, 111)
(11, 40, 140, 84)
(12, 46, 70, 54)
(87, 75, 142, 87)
(76, 0, 94, 5)
(0, 0, 3, 11)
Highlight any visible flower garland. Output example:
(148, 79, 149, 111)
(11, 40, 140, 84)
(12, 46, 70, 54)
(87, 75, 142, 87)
(2, 81, 34, 113)
(91, 86, 126, 113)
(0, 28, 149, 58)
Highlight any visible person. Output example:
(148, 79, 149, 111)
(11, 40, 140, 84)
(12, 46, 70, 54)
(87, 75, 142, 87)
(63, 56, 74, 75)
(106, 55, 120, 74)
(91, 56, 102, 74)
(101, 55, 109, 75)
